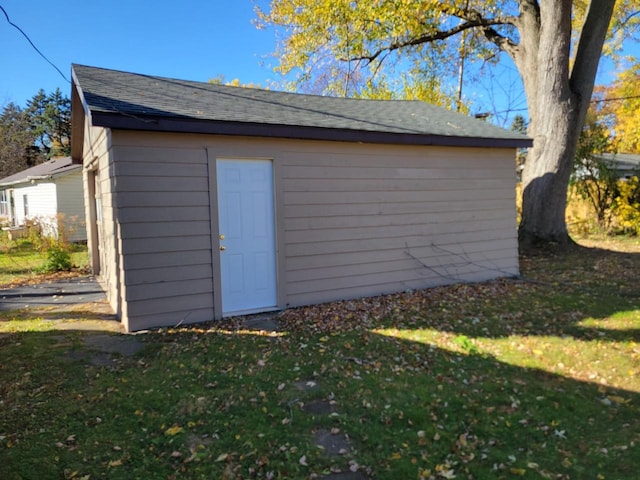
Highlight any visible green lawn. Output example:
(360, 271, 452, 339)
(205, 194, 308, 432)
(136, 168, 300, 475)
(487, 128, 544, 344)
(0, 238, 638, 479)
(0, 235, 88, 286)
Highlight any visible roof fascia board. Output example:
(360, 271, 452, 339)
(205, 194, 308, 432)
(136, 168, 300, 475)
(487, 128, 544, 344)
(91, 111, 533, 149)
(71, 68, 90, 163)
(0, 165, 81, 188)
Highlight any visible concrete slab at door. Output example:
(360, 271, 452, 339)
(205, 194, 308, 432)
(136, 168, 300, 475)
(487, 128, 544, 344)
(216, 159, 277, 314)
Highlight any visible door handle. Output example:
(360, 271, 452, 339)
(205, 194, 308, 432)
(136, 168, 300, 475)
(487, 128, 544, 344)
(219, 246, 226, 251)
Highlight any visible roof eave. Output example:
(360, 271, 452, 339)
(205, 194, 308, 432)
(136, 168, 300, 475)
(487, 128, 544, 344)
(0, 166, 81, 188)
(90, 111, 533, 149)
(70, 67, 90, 164)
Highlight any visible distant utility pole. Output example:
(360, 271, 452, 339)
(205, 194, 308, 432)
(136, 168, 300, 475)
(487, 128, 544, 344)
(456, 0, 470, 111)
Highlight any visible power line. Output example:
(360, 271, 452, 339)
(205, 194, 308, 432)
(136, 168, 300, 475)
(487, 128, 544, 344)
(492, 94, 640, 115)
(591, 94, 640, 103)
(0, 4, 70, 84)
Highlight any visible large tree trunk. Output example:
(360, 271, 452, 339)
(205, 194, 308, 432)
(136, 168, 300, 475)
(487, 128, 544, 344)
(519, 0, 578, 246)
(514, 0, 616, 249)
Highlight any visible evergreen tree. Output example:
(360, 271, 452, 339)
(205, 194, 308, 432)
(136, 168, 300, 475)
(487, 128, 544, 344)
(0, 88, 71, 178)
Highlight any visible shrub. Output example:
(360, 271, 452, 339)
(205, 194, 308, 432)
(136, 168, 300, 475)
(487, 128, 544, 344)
(611, 176, 640, 236)
(41, 244, 72, 273)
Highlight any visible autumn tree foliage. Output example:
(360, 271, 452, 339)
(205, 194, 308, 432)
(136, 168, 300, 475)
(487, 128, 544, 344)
(256, 0, 640, 247)
(597, 62, 640, 154)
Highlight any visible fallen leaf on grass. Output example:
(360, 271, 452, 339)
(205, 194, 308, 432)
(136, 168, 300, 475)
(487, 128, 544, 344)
(215, 453, 229, 462)
(164, 425, 184, 436)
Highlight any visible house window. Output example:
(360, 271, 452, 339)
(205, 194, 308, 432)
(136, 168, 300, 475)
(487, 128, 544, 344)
(23, 194, 29, 217)
(0, 190, 8, 217)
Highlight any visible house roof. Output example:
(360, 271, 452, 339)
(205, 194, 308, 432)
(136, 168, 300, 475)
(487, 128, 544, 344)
(71, 64, 532, 154)
(598, 153, 640, 172)
(0, 157, 80, 187)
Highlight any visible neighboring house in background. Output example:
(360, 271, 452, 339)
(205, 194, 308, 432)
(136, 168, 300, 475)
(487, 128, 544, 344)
(0, 157, 87, 242)
(71, 64, 531, 332)
(596, 153, 640, 179)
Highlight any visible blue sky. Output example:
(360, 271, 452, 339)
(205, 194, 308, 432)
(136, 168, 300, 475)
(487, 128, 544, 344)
(1, 1, 637, 126)
(1, 1, 278, 106)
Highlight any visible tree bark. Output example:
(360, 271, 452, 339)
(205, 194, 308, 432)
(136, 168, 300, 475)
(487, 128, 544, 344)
(514, 0, 616, 248)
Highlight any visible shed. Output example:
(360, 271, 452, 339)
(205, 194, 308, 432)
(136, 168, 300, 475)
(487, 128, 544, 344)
(0, 157, 86, 242)
(71, 64, 532, 332)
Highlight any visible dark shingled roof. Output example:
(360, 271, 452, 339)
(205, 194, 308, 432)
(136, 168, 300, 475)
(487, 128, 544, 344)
(72, 64, 532, 149)
(0, 157, 79, 186)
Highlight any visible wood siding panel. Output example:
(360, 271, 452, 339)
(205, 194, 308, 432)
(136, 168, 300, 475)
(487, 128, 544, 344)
(120, 221, 211, 239)
(126, 295, 213, 317)
(120, 235, 211, 255)
(115, 176, 209, 192)
(282, 177, 513, 192)
(285, 238, 516, 271)
(125, 264, 213, 286)
(126, 278, 213, 302)
(122, 308, 214, 330)
(285, 217, 515, 244)
(82, 124, 119, 316)
(278, 142, 518, 309)
(108, 136, 214, 331)
(287, 256, 518, 296)
(123, 250, 212, 270)
(115, 191, 210, 208)
(285, 263, 516, 307)
(117, 206, 211, 223)
(285, 207, 514, 231)
(284, 199, 511, 218)
(285, 228, 516, 257)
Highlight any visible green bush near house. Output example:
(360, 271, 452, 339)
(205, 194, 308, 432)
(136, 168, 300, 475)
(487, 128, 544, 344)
(0, 230, 87, 285)
(40, 244, 73, 273)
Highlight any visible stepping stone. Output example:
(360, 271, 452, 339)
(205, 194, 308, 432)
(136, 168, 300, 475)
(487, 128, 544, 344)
(65, 350, 117, 367)
(313, 428, 351, 456)
(65, 334, 145, 367)
(293, 379, 319, 391)
(237, 313, 281, 331)
(302, 399, 338, 415)
(82, 334, 144, 356)
(319, 472, 369, 480)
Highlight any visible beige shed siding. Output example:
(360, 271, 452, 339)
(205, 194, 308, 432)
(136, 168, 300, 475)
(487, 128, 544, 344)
(82, 124, 121, 317)
(277, 143, 518, 308)
(107, 137, 215, 330)
(85, 130, 518, 331)
(55, 170, 87, 242)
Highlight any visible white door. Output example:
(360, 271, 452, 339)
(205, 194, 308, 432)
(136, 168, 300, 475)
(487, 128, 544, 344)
(216, 159, 277, 314)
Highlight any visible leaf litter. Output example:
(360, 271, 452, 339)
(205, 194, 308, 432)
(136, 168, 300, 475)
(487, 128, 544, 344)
(1, 241, 639, 479)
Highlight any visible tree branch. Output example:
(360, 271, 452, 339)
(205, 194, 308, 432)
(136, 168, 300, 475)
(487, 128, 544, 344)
(344, 15, 517, 64)
(481, 27, 519, 59)
(570, 0, 617, 114)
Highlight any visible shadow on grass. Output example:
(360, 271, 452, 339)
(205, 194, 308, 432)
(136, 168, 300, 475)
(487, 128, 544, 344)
(0, 324, 638, 479)
(0, 243, 638, 477)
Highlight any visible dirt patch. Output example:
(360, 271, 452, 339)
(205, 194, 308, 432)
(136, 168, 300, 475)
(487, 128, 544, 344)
(65, 333, 145, 367)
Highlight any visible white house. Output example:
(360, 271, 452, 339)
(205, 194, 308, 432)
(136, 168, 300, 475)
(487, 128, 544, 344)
(71, 64, 531, 332)
(0, 157, 86, 242)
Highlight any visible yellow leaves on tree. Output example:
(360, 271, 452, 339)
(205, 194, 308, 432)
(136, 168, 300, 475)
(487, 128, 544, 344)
(603, 63, 640, 154)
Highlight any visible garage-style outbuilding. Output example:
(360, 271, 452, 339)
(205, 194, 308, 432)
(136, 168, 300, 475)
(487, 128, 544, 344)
(71, 64, 531, 332)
